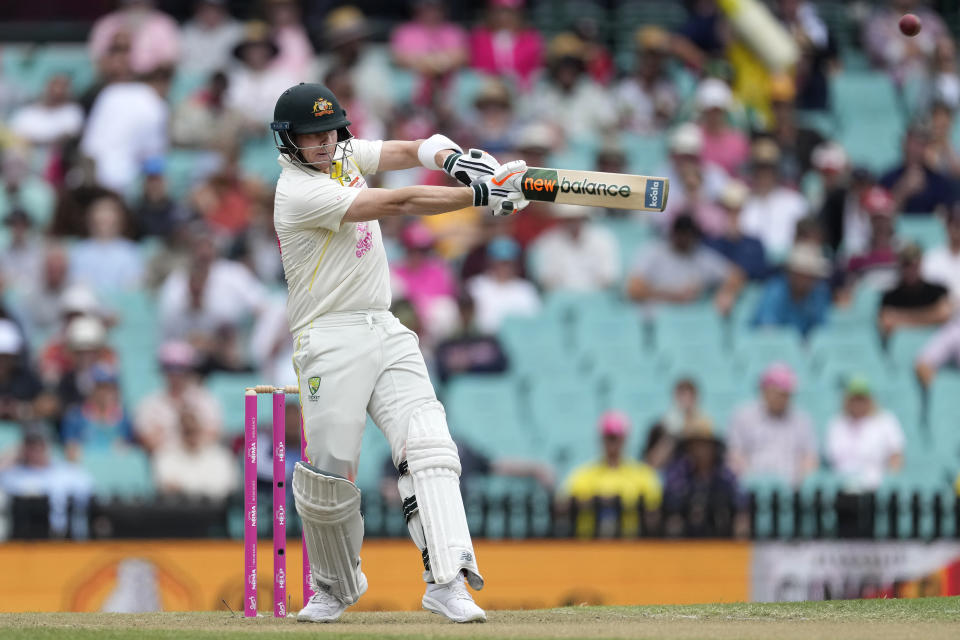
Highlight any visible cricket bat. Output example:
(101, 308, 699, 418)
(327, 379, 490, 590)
(519, 167, 669, 212)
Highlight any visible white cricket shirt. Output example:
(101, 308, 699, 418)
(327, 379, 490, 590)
(274, 139, 389, 335)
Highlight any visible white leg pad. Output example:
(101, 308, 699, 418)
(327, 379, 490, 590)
(292, 462, 368, 605)
(405, 402, 483, 589)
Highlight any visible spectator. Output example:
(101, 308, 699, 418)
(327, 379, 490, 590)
(663, 418, 749, 538)
(466, 237, 540, 333)
(391, 0, 468, 107)
(61, 364, 134, 461)
(69, 195, 143, 292)
(179, 0, 243, 75)
(740, 138, 810, 259)
(459, 212, 520, 282)
(879, 244, 952, 338)
(845, 187, 900, 291)
(49, 315, 117, 413)
(171, 71, 252, 152)
(153, 399, 238, 500)
(661, 122, 728, 206)
(879, 126, 955, 215)
(765, 75, 825, 183)
(662, 149, 728, 237)
(660, 378, 713, 436)
(818, 159, 875, 257)
(434, 295, 508, 383)
(0, 422, 93, 538)
(229, 191, 284, 285)
(571, 15, 615, 86)
(81, 65, 172, 195)
(17, 250, 76, 343)
(0, 320, 42, 422)
(928, 100, 960, 180)
(675, 0, 729, 63)
(313, 6, 392, 121)
(0, 149, 56, 229)
(864, 0, 948, 85)
(727, 363, 818, 486)
(134, 341, 222, 454)
(459, 78, 519, 155)
(522, 33, 616, 141)
(774, 1, 834, 111)
(921, 204, 960, 301)
(9, 74, 84, 149)
(188, 151, 260, 239)
(916, 316, 960, 387)
(158, 234, 268, 369)
(391, 222, 457, 334)
(927, 37, 960, 112)
(695, 78, 749, 176)
(753, 244, 832, 337)
(826, 376, 905, 491)
(80, 30, 135, 114)
(560, 411, 662, 537)
(35, 287, 108, 382)
(0, 209, 44, 289)
(627, 214, 743, 315)
(615, 26, 680, 134)
(263, 0, 315, 78)
(703, 180, 769, 280)
(470, 0, 543, 91)
(529, 204, 620, 292)
(133, 158, 190, 239)
(88, 0, 180, 76)
(226, 21, 298, 126)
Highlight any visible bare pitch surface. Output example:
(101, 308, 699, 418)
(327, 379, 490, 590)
(1, 598, 958, 640)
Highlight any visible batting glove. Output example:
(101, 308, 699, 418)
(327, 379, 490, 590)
(443, 148, 501, 186)
(471, 160, 530, 217)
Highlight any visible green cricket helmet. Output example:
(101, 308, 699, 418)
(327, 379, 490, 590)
(271, 83, 353, 169)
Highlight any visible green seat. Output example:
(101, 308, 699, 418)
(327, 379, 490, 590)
(354, 417, 391, 493)
(443, 375, 528, 455)
(897, 217, 945, 249)
(0, 421, 22, 455)
(798, 470, 842, 537)
(529, 378, 602, 455)
(573, 311, 644, 359)
(733, 328, 808, 373)
(888, 327, 938, 368)
(874, 468, 951, 539)
(80, 448, 154, 498)
(652, 303, 726, 352)
(743, 472, 793, 538)
(204, 372, 262, 435)
(498, 315, 578, 379)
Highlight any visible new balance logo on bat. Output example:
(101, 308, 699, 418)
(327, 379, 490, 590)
(521, 168, 633, 201)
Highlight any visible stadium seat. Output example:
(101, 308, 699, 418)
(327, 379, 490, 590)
(443, 375, 529, 456)
(897, 216, 945, 249)
(732, 328, 808, 373)
(81, 448, 154, 498)
(573, 310, 644, 360)
(0, 421, 21, 455)
(204, 372, 262, 435)
(498, 315, 578, 379)
(354, 416, 391, 493)
(528, 377, 603, 457)
(888, 327, 938, 369)
(651, 303, 726, 353)
(541, 289, 619, 326)
(742, 472, 793, 538)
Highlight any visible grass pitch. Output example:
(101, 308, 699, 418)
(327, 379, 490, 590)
(1, 597, 958, 640)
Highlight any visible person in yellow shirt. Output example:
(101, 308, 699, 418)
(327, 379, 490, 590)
(560, 410, 662, 537)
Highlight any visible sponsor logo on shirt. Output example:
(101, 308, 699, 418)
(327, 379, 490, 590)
(355, 222, 373, 258)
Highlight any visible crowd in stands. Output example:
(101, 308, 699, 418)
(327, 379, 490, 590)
(1, 0, 960, 539)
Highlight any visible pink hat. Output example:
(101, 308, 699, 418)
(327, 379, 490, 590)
(158, 340, 198, 370)
(401, 222, 435, 250)
(760, 362, 797, 393)
(598, 410, 630, 438)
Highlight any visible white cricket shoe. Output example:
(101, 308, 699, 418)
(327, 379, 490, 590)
(297, 584, 348, 623)
(422, 572, 486, 623)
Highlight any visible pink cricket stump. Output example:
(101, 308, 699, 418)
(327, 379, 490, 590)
(300, 414, 314, 607)
(272, 390, 287, 617)
(243, 390, 258, 617)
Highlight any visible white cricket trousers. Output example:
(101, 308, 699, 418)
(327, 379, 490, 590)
(292, 309, 439, 479)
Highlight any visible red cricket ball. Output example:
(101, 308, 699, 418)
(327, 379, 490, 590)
(899, 13, 922, 37)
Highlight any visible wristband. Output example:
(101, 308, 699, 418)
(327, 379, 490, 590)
(417, 134, 463, 170)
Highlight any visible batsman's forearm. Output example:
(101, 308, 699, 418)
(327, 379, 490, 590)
(388, 185, 474, 217)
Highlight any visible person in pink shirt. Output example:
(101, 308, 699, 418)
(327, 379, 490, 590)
(391, 0, 468, 106)
(392, 222, 457, 332)
(264, 0, 315, 77)
(88, 0, 180, 76)
(696, 78, 749, 176)
(469, 0, 544, 91)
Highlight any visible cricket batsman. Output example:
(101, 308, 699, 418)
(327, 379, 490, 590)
(271, 82, 528, 623)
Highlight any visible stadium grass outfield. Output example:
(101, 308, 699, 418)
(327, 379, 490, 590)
(0, 598, 958, 640)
